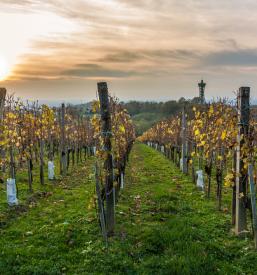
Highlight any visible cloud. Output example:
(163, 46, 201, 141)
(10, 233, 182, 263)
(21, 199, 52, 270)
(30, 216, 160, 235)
(62, 63, 134, 78)
(3, 0, 257, 100)
(203, 49, 257, 67)
(97, 51, 141, 63)
(95, 49, 199, 64)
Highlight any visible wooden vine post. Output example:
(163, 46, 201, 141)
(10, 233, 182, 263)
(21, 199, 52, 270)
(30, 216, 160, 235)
(181, 107, 187, 174)
(60, 103, 67, 176)
(39, 139, 44, 185)
(95, 162, 107, 243)
(0, 88, 15, 179)
(216, 147, 224, 211)
(49, 132, 54, 162)
(232, 149, 237, 225)
(28, 156, 33, 192)
(248, 164, 257, 248)
(97, 82, 115, 236)
(0, 88, 6, 174)
(0, 88, 6, 120)
(235, 87, 250, 235)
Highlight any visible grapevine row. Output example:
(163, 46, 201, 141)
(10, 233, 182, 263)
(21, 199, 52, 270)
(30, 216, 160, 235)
(0, 84, 135, 234)
(139, 87, 257, 246)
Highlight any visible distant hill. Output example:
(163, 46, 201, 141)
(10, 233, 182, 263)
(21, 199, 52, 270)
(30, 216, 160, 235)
(73, 96, 202, 136)
(121, 97, 202, 135)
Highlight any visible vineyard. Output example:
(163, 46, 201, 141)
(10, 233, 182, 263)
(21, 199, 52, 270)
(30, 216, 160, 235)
(1, 84, 257, 274)
(0, 83, 135, 236)
(140, 88, 257, 243)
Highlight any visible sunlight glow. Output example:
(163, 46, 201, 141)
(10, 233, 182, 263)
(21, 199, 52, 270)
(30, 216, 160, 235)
(0, 10, 77, 81)
(0, 55, 10, 81)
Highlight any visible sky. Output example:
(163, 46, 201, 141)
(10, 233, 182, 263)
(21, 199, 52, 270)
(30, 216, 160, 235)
(1, 0, 257, 103)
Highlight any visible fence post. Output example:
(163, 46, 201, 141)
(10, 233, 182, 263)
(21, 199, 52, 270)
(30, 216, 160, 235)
(181, 107, 187, 174)
(97, 82, 115, 236)
(235, 87, 250, 235)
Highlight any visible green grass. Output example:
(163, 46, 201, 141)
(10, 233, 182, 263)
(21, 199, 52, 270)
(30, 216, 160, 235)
(1, 143, 257, 274)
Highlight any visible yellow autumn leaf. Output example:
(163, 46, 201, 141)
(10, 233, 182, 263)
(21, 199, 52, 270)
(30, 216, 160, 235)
(0, 140, 7, 146)
(194, 129, 200, 136)
(201, 140, 206, 146)
(217, 155, 223, 161)
(224, 173, 234, 188)
(221, 130, 226, 140)
(216, 118, 223, 125)
(209, 105, 214, 114)
(119, 125, 126, 133)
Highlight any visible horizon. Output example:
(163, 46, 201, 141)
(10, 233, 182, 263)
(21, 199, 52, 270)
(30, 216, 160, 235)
(8, 93, 257, 107)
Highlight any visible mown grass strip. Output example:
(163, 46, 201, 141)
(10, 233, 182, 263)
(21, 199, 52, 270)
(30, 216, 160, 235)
(0, 143, 257, 274)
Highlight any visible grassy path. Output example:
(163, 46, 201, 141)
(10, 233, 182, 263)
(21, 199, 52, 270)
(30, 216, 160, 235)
(1, 143, 257, 274)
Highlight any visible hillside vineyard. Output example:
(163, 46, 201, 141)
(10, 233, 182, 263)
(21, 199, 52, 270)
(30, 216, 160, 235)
(1, 84, 257, 274)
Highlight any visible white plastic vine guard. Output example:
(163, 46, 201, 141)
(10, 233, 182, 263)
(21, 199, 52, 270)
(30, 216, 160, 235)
(161, 146, 165, 153)
(48, 161, 55, 180)
(120, 172, 124, 189)
(180, 158, 183, 171)
(7, 178, 18, 206)
(93, 146, 96, 156)
(196, 170, 204, 190)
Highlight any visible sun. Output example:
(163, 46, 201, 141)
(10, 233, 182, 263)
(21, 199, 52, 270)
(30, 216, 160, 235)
(0, 56, 10, 81)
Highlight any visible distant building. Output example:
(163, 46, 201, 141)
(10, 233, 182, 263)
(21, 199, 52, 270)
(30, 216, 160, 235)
(198, 80, 206, 104)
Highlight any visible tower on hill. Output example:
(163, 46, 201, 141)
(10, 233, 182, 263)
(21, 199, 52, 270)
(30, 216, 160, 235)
(198, 80, 206, 104)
